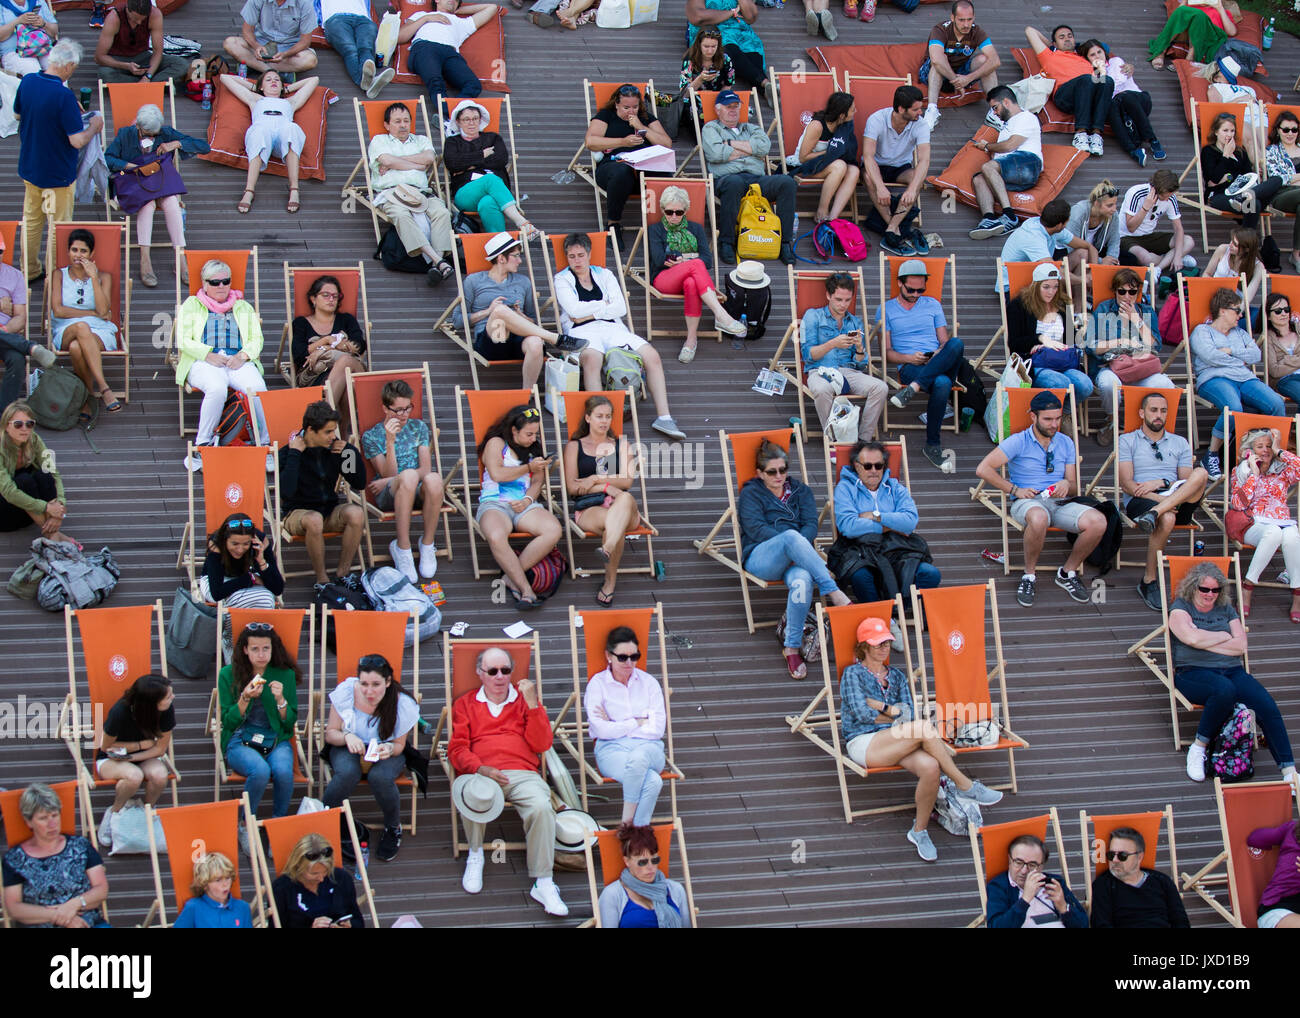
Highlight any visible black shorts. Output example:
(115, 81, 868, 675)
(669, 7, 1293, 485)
(1126, 494, 1198, 526)
(878, 163, 911, 184)
(474, 329, 529, 361)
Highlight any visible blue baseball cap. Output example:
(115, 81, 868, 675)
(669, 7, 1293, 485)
(715, 89, 742, 106)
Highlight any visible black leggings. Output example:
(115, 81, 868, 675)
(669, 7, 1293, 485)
(724, 44, 767, 91)
(1207, 175, 1283, 231)
(1053, 73, 1115, 133)
(1108, 90, 1155, 155)
(0, 466, 55, 532)
(1271, 185, 1300, 248)
(595, 158, 638, 226)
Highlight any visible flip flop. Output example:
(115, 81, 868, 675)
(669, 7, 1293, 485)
(237, 189, 255, 214)
(596, 586, 615, 606)
(286, 188, 300, 214)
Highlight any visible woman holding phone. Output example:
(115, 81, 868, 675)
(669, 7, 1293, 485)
(271, 833, 365, 928)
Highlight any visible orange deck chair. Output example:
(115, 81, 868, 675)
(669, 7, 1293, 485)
(1182, 777, 1300, 928)
(694, 427, 815, 633)
(98, 79, 178, 227)
(819, 436, 909, 541)
(583, 817, 698, 927)
(1179, 272, 1252, 429)
(1182, 100, 1261, 250)
(435, 94, 522, 223)
(0, 780, 105, 927)
(1082, 262, 1168, 374)
(1262, 273, 1300, 402)
(1221, 410, 1300, 572)
(434, 633, 544, 856)
(768, 69, 847, 218)
(879, 253, 961, 434)
(176, 444, 276, 592)
(453, 385, 552, 580)
(1079, 805, 1181, 915)
(342, 95, 442, 245)
(967, 808, 1069, 927)
(346, 364, 461, 571)
(848, 74, 919, 230)
(0, 220, 30, 350)
(537, 228, 631, 338)
(46, 221, 130, 402)
(317, 608, 421, 834)
(976, 258, 1072, 382)
(143, 795, 258, 928)
(565, 80, 656, 230)
(275, 262, 373, 385)
(1261, 104, 1300, 250)
(685, 86, 767, 176)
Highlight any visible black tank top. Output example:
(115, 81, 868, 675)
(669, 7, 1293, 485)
(575, 438, 620, 478)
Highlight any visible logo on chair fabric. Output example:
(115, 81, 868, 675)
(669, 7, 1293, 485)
(108, 655, 129, 680)
(800, 110, 813, 126)
(224, 483, 244, 507)
(946, 629, 965, 655)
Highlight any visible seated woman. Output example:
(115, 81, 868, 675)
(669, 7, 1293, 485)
(840, 616, 1002, 862)
(1264, 112, 1300, 274)
(1200, 111, 1278, 233)
(1005, 262, 1094, 401)
(1, 782, 108, 928)
(203, 512, 283, 610)
(103, 102, 208, 289)
(586, 626, 667, 825)
(1262, 292, 1300, 408)
(291, 273, 367, 411)
(1088, 267, 1174, 445)
(95, 673, 175, 851)
(1169, 561, 1297, 784)
(1206, 228, 1265, 328)
(322, 653, 418, 862)
(0, 401, 72, 543)
(596, 823, 687, 928)
(443, 100, 538, 239)
(739, 439, 851, 680)
(648, 185, 747, 357)
(1231, 426, 1300, 619)
(271, 832, 364, 928)
(680, 27, 735, 126)
(1189, 286, 1284, 481)
(686, 0, 766, 95)
(218, 621, 299, 822)
(175, 258, 268, 472)
(1198, 57, 1263, 159)
(50, 227, 121, 422)
(1248, 816, 1300, 928)
(583, 84, 672, 248)
(1067, 179, 1122, 268)
(219, 69, 319, 215)
(476, 404, 562, 608)
(0, 1, 56, 77)
(790, 91, 860, 224)
(173, 852, 252, 928)
(1149, 0, 1258, 72)
(1024, 28, 1114, 155)
(1097, 49, 1164, 166)
(564, 395, 643, 605)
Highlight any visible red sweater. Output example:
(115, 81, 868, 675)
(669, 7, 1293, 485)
(448, 690, 553, 774)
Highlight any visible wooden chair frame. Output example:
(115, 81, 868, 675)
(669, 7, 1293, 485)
(565, 80, 659, 231)
(1180, 271, 1252, 440)
(176, 443, 277, 594)
(582, 816, 698, 927)
(342, 95, 442, 245)
(274, 262, 374, 385)
(1078, 804, 1180, 914)
(768, 68, 853, 219)
(974, 258, 1074, 383)
(1183, 99, 1265, 250)
(1261, 273, 1300, 396)
(0, 220, 31, 355)
(967, 807, 1069, 927)
(685, 85, 767, 177)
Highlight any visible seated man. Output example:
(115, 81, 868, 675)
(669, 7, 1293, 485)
(455, 232, 584, 391)
(553, 231, 684, 441)
(996, 198, 1096, 311)
(360, 378, 446, 583)
(321, 0, 396, 98)
(93, 0, 192, 84)
(397, 0, 496, 108)
(448, 645, 568, 917)
(0, 237, 56, 412)
(919, 0, 1000, 131)
(277, 400, 366, 590)
(1120, 169, 1196, 281)
(975, 390, 1107, 607)
(1090, 826, 1190, 928)
(969, 86, 1042, 240)
(800, 271, 887, 445)
(1025, 25, 1114, 155)
(224, 0, 320, 75)
(832, 439, 942, 602)
(701, 88, 796, 266)
(986, 833, 1088, 928)
(861, 84, 931, 257)
(1120, 391, 1209, 611)
(882, 258, 972, 471)
(367, 101, 455, 288)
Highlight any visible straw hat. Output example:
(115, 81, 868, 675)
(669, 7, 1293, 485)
(729, 260, 770, 289)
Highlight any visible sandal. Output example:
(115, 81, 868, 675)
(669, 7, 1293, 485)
(784, 650, 807, 681)
(435, 259, 455, 280)
(77, 410, 93, 425)
(286, 188, 300, 214)
(508, 586, 541, 610)
(1242, 580, 1254, 618)
(595, 586, 615, 606)
(237, 189, 255, 214)
(100, 389, 122, 413)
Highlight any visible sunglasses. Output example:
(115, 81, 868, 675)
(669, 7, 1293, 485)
(205, 277, 232, 287)
(763, 465, 789, 476)
(303, 848, 334, 862)
(663, 209, 686, 218)
(1044, 449, 1055, 473)
(520, 408, 540, 420)
(1114, 286, 1140, 295)
(358, 654, 389, 671)
(1197, 584, 1221, 594)
(9, 419, 35, 430)
(616, 84, 642, 97)
(1149, 441, 1163, 461)
(900, 284, 925, 296)
(1272, 306, 1292, 314)
(1097, 186, 1119, 198)
(1009, 858, 1043, 870)
(229, 518, 254, 532)
(243, 622, 274, 634)
(481, 664, 513, 676)
(386, 403, 414, 415)
(610, 652, 641, 663)
(631, 855, 661, 867)
(856, 460, 886, 471)
(1225, 306, 1243, 315)
(1106, 850, 1138, 861)
(1281, 126, 1300, 133)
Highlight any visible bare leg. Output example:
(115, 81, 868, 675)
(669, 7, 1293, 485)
(482, 511, 534, 599)
(519, 335, 545, 391)
(515, 510, 562, 571)
(285, 150, 301, 211)
(1021, 506, 1049, 576)
(393, 469, 420, 549)
(420, 472, 444, 545)
(814, 162, 847, 221)
(828, 163, 860, 220)
(300, 511, 328, 582)
(638, 345, 672, 419)
(972, 174, 996, 216)
(1062, 509, 1106, 573)
(336, 504, 366, 576)
(980, 161, 1010, 211)
(487, 304, 559, 343)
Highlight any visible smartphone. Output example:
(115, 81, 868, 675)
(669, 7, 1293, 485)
(331, 914, 353, 926)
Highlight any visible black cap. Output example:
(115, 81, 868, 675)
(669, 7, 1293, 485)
(1029, 391, 1062, 412)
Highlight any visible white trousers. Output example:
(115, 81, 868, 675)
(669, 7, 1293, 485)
(187, 360, 267, 445)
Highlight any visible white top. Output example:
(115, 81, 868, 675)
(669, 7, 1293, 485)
(863, 106, 929, 168)
(328, 676, 419, 743)
(411, 12, 478, 49)
(1120, 183, 1181, 238)
(998, 110, 1042, 163)
(476, 684, 517, 719)
(554, 263, 630, 332)
(584, 666, 666, 742)
(321, 0, 371, 19)
(367, 131, 435, 191)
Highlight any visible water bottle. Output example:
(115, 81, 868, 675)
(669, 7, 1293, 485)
(201, 82, 212, 111)
(1194, 540, 1206, 556)
(415, 716, 434, 735)
(355, 840, 369, 878)
(180, 202, 187, 236)
(238, 62, 248, 78)
(1263, 17, 1275, 50)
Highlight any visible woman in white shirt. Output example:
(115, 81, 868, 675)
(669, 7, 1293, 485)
(584, 626, 667, 826)
(1205, 226, 1265, 308)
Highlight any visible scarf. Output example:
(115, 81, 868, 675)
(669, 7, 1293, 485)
(619, 868, 683, 928)
(0, 0, 39, 18)
(196, 288, 245, 314)
(662, 217, 697, 256)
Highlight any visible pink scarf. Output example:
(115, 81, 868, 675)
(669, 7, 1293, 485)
(195, 288, 245, 314)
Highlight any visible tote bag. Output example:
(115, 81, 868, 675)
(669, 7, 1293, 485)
(597, 0, 660, 28)
(113, 152, 187, 215)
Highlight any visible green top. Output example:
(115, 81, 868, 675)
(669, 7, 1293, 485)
(0, 432, 65, 515)
(218, 663, 298, 757)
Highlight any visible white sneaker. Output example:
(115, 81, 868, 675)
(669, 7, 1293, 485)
(184, 452, 202, 473)
(29, 344, 57, 369)
(1186, 743, 1207, 782)
(1279, 570, 1289, 586)
(389, 540, 418, 582)
(98, 806, 115, 848)
(360, 58, 376, 90)
(1072, 131, 1090, 151)
(365, 66, 396, 100)
(419, 542, 438, 579)
(530, 878, 569, 916)
(1088, 133, 1104, 156)
(461, 849, 484, 893)
(922, 104, 941, 131)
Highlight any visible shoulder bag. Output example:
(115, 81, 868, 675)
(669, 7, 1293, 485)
(113, 151, 187, 215)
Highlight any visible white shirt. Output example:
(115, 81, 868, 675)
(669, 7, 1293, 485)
(411, 12, 478, 49)
(584, 667, 666, 742)
(321, 0, 371, 20)
(476, 683, 518, 719)
(367, 132, 435, 191)
(554, 264, 631, 332)
(998, 110, 1042, 164)
(863, 106, 929, 168)
(1120, 183, 1180, 238)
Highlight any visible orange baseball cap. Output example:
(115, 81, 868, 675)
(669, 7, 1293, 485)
(855, 617, 892, 645)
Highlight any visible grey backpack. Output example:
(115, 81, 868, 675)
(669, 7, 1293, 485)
(28, 366, 93, 431)
(163, 586, 218, 679)
(601, 346, 645, 401)
(360, 566, 441, 645)
(25, 539, 119, 611)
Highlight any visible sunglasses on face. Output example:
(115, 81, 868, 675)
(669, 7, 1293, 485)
(243, 622, 273, 634)
(610, 652, 641, 663)
(1197, 585, 1221, 594)
(1106, 850, 1138, 861)
(900, 284, 925, 296)
(631, 855, 661, 867)
(1115, 286, 1140, 295)
(1273, 306, 1292, 315)
(856, 460, 885, 471)
(303, 848, 334, 862)
(229, 518, 254, 532)
(1225, 307, 1243, 316)
(1281, 126, 1300, 133)
(763, 465, 788, 476)
(9, 419, 35, 430)
(205, 277, 232, 287)
(663, 209, 686, 218)
(481, 664, 513, 676)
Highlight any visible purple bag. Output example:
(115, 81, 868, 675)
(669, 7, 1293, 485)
(112, 151, 187, 215)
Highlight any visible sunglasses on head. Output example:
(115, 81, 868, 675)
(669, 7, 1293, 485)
(616, 84, 641, 98)
(856, 459, 886, 471)
(520, 408, 540, 420)
(1115, 286, 1140, 295)
(243, 621, 273, 634)
(229, 518, 254, 532)
(763, 465, 788, 476)
(1098, 186, 1119, 198)
(358, 654, 389, 671)
(9, 419, 35, 430)
(631, 854, 661, 867)
(610, 652, 641, 663)
(205, 277, 232, 287)
(481, 663, 513, 676)
(1106, 850, 1137, 861)
(303, 848, 334, 862)
(1197, 584, 1221, 594)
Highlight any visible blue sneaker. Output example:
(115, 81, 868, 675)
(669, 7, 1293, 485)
(999, 210, 1019, 234)
(89, 2, 107, 28)
(880, 231, 915, 256)
(1150, 139, 1167, 160)
(908, 227, 931, 256)
(1134, 148, 1147, 168)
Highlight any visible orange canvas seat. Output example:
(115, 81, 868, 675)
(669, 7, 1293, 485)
(967, 808, 1069, 927)
(0, 780, 104, 928)
(275, 262, 373, 384)
(390, 2, 508, 92)
(1083, 262, 1168, 372)
(176, 444, 276, 593)
(1079, 805, 1181, 914)
(582, 818, 698, 927)
(768, 70, 853, 218)
(1180, 100, 1269, 248)
(1221, 411, 1300, 572)
(98, 80, 180, 227)
(341, 96, 443, 245)
(808, 43, 983, 107)
(142, 796, 258, 927)
(199, 82, 336, 181)
(45, 221, 131, 402)
(878, 253, 961, 433)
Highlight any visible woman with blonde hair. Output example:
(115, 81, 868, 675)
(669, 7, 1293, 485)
(0, 401, 71, 541)
(1230, 426, 1300, 619)
(1005, 262, 1093, 399)
(271, 832, 364, 928)
(1066, 179, 1121, 266)
(173, 852, 252, 928)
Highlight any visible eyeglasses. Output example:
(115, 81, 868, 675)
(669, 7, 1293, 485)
(229, 518, 254, 532)
(357, 654, 389, 671)
(763, 465, 789, 476)
(303, 848, 334, 862)
(480, 664, 514, 676)
(243, 622, 274, 634)
(900, 284, 925, 296)
(1114, 286, 1140, 295)
(611, 652, 641, 663)
(316, 291, 340, 301)
(616, 84, 641, 97)
(663, 208, 686, 218)
(1106, 850, 1138, 861)
(9, 419, 35, 430)
(386, 403, 414, 415)
(1281, 126, 1300, 133)
(856, 460, 886, 471)
(520, 408, 540, 420)
(631, 855, 661, 867)
(204, 277, 232, 287)
(1197, 584, 1221, 594)
(1009, 857, 1044, 871)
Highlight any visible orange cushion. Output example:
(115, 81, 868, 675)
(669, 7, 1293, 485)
(808, 42, 984, 108)
(926, 125, 1089, 219)
(198, 82, 337, 182)
(1163, 0, 1266, 65)
(1172, 58, 1276, 128)
(392, 2, 508, 93)
(1011, 48, 1084, 134)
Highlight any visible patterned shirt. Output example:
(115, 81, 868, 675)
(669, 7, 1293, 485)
(2, 836, 101, 928)
(840, 663, 914, 743)
(203, 310, 243, 356)
(361, 417, 430, 474)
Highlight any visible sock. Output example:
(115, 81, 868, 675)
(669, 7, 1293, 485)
(1058, 567, 1075, 578)
(534, 876, 555, 890)
(1021, 573, 1034, 583)
(467, 848, 483, 861)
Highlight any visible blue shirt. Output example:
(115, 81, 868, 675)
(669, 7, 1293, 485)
(173, 893, 254, 929)
(877, 295, 946, 356)
(996, 219, 1074, 292)
(14, 71, 83, 189)
(362, 417, 430, 474)
(999, 425, 1075, 490)
(799, 304, 868, 371)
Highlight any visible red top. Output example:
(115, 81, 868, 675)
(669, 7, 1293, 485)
(448, 689, 553, 774)
(107, 2, 153, 58)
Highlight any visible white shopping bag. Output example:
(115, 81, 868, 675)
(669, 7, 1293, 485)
(544, 357, 581, 421)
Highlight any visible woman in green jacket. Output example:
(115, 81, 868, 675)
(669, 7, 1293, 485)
(0, 402, 71, 543)
(218, 622, 300, 820)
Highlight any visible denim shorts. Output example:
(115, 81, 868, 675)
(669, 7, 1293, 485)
(996, 151, 1043, 191)
(476, 498, 545, 528)
(374, 483, 424, 513)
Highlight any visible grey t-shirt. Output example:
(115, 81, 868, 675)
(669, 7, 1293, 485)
(863, 106, 929, 168)
(1118, 429, 1193, 497)
(241, 0, 317, 45)
(452, 270, 536, 331)
(1170, 596, 1241, 670)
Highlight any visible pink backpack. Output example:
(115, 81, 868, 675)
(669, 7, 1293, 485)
(827, 218, 869, 261)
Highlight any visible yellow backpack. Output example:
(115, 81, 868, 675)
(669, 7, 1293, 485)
(736, 183, 780, 260)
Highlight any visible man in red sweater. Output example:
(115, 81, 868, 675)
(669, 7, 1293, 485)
(448, 645, 567, 916)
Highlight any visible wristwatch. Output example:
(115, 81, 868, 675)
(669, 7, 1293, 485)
(79, 895, 87, 909)
(871, 510, 881, 521)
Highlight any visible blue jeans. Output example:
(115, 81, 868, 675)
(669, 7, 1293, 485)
(225, 736, 295, 818)
(1276, 372, 1300, 408)
(408, 39, 481, 108)
(323, 13, 378, 88)
(1174, 665, 1295, 768)
(996, 151, 1042, 191)
(0, 330, 31, 412)
(898, 336, 965, 448)
(849, 560, 941, 603)
(1033, 366, 1094, 401)
(322, 745, 406, 829)
(744, 529, 840, 649)
(593, 737, 666, 826)
(1197, 375, 1286, 439)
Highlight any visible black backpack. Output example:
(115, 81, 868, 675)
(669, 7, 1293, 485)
(313, 581, 374, 649)
(721, 275, 772, 341)
(374, 225, 429, 274)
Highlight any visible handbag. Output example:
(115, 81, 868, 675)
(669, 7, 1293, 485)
(15, 24, 52, 58)
(657, 88, 688, 141)
(824, 395, 861, 444)
(236, 727, 278, 757)
(573, 492, 612, 512)
(163, 585, 218, 679)
(596, 0, 660, 28)
(113, 151, 187, 215)
(1030, 347, 1080, 373)
(1107, 352, 1162, 383)
(1226, 508, 1253, 544)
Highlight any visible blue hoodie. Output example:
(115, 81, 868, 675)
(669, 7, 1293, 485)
(173, 893, 253, 929)
(833, 464, 918, 539)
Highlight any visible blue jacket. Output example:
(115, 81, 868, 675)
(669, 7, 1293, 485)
(833, 464, 918, 539)
(737, 475, 818, 562)
(985, 872, 1088, 928)
(173, 893, 253, 929)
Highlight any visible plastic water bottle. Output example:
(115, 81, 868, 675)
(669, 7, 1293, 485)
(355, 840, 369, 878)
(238, 62, 248, 78)
(1263, 17, 1275, 50)
(201, 82, 212, 110)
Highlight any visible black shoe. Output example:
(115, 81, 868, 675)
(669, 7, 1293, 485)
(426, 265, 445, 288)
(890, 385, 916, 410)
(1016, 575, 1036, 607)
(908, 228, 931, 256)
(552, 333, 588, 354)
(779, 243, 796, 265)
(1055, 567, 1090, 603)
(719, 243, 737, 264)
(1138, 579, 1162, 612)
(376, 824, 401, 862)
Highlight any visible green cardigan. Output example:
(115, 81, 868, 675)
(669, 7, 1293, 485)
(174, 296, 266, 385)
(0, 433, 65, 515)
(218, 664, 298, 756)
